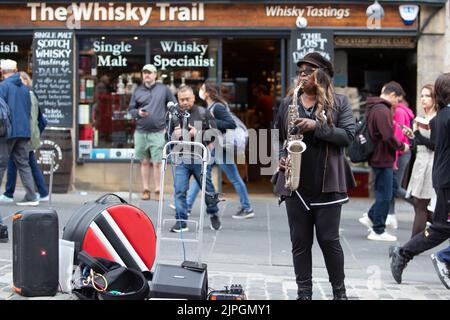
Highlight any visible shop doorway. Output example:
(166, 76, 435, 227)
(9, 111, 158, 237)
(221, 38, 282, 193)
(342, 48, 417, 115)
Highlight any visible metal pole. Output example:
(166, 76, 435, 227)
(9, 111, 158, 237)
(128, 153, 134, 204)
(48, 152, 54, 207)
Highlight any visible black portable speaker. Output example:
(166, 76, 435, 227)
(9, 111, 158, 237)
(149, 263, 208, 300)
(13, 209, 59, 297)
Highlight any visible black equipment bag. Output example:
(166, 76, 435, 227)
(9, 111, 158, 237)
(62, 193, 156, 273)
(12, 209, 59, 297)
(73, 251, 149, 300)
(150, 263, 208, 300)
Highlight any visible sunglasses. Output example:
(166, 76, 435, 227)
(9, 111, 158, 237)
(296, 66, 316, 76)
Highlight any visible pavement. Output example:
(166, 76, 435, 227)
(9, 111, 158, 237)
(0, 189, 449, 300)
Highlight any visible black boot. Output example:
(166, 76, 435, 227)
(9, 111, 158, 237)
(332, 282, 348, 300)
(389, 246, 410, 284)
(296, 286, 312, 300)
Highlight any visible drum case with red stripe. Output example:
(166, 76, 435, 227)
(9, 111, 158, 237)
(62, 193, 156, 273)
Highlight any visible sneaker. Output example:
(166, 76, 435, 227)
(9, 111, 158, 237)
(0, 224, 8, 243)
(16, 198, 39, 207)
(367, 230, 397, 242)
(389, 246, 410, 284)
(0, 195, 13, 203)
(386, 214, 398, 229)
(38, 195, 49, 202)
(232, 208, 255, 219)
(141, 189, 151, 201)
(210, 214, 222, 231)
(431, 254, 450, 289)
(169, 203, 176, 210)
(170, 221, 188, 233)
(359, 213, 373, 229)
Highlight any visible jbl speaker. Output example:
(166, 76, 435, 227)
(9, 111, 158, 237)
(13, 209, 59, 297)
(149, 264, 208, 300)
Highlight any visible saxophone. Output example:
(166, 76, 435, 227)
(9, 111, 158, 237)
(284, 80, 307, 191)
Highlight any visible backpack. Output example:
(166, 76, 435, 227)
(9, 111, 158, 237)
(0, 96, 12, 139)
(348, 117, 375, 163)
(209, 103, 249, 155)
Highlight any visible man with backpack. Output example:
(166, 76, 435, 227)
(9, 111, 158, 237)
(168, 85, 220, 233)
(359, 81, 409, 241)
(0, 59, 39, 241)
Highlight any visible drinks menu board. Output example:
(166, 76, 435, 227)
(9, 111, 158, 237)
(32, 30, 74, 127)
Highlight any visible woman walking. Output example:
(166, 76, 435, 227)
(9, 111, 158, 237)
(403, 84, 437, 238)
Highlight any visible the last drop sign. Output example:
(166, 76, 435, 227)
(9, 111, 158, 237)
(290, 29, 334, 80)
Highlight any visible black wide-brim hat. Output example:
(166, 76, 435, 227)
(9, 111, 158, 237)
(296, 52, 334, 78)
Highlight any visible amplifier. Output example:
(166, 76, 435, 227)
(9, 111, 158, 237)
(149, 263, 208, 300)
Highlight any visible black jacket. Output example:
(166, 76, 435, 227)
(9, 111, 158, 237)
(432, 106, 450, 189)
(274, 93, 356, 195)
(169, 105, 216, 145)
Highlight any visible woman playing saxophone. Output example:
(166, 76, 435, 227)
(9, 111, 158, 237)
(273, 52, 356, 300)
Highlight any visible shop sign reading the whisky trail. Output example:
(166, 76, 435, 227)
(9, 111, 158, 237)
(27, 2, 205, 26)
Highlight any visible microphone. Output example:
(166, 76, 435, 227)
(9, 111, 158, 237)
(166, 101, 190, 118)
(167, 101, 178, 111)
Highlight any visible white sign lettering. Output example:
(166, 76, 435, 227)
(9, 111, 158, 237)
(153, 40, 214, 70)
(27, 2, 205, 26)
(93, 41, 132, 67)
(0, 41, 19, 54)
(266, 5, 350, 20)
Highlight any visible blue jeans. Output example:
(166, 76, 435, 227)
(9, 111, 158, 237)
(174, 163, 218, 221)
(368, 167, 394, 234)
(187, 157, 252, 211)
(4, 150, 48, 199)
(437, 246, 450, 264)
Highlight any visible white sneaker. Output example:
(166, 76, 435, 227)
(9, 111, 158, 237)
(359, 213, 373, 229)
(16, 199, 39, 207)
(367, 230, 397, 242)
(386, 214, 398, 229)
(0, 195, 13, 203)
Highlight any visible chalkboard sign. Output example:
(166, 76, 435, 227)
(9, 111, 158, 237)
(32, 30, 74, 128)
(290, 29, 334, 82)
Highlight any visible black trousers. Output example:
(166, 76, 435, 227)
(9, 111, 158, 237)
(402, 188, 450, 259)
(285, 196, 345, 290)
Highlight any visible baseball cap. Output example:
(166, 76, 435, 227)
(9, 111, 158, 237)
(0, 59, 17, 71)
(296, 52, 334, 78)
(142, 64, 157, 73)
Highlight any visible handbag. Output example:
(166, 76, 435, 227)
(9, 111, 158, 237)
(72, 251, 150, 300)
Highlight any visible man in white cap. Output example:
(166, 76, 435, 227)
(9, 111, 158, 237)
(0, 59, 39, 213)
(128, 64, 176, 200)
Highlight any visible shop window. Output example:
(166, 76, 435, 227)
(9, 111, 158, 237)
(0, 37, 32, 79)
(150, 38, 218, 100)
(78, 36, 145, 160)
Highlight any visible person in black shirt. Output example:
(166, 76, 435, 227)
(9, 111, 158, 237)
(169, 85, 220, 233)
(390, 72, 450, 284)
(273, 52, 356, 300)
